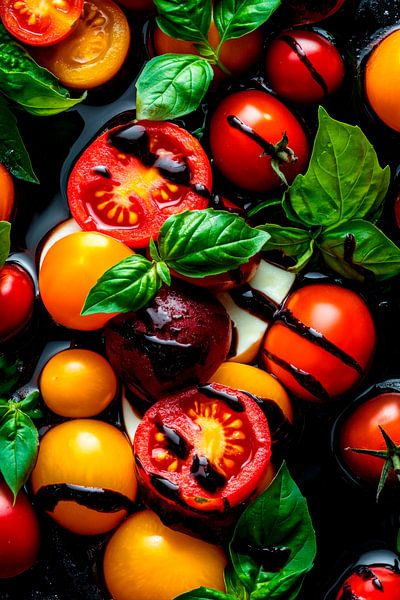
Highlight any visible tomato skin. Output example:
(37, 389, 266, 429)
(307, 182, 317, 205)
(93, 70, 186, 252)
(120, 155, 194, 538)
(335, 565, 400, 600)
(0, 165, 14, 221)
(0, 0, 84, 47)
(0, 263, 35, 343)
(0, 483, 40, 579)
(209, 90, 309, 192)
(261, 284, 376, 402)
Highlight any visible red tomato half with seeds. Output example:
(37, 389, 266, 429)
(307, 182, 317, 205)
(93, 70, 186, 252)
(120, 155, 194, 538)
(67, 121, 211, 248)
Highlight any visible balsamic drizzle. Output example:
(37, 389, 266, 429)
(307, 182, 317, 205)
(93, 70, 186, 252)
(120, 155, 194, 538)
(34, 484, 134, 513)
(150, 474, 181, 503)
(344, 233, 375, 282)
(191, 454, 226, 493)
(233, 540, 291, 572)
(227, 115, 278, 158)
(279, 34, 329, 96)
(230, 285, 277, 323)
(92, 165, 111, 178)
(198, 384, 245, 412)
(156, 423, 189, 459)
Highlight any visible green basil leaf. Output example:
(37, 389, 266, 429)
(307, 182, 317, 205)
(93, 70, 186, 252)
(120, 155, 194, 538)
(318, 219, 400, 282)
(82, 255, 162, 315)
(0, 354, 22, 396)
(136, 54, 213, 121)
(17, 390, 44, 420)
(257, 224, 314, 271)
(247, 198, 282, 218)
(229, 463, 316, 599)
(158, 209, 269, 277)
(155, 0, 212, 43)
(0, 399, 10, 419)
(283, 107, 391, 227)
(0, 95, 38, 183)
(156, 261, 172, 286)
(0, 221, 11, 267)
(0, 408, 39, 498)
(214, 0, 281, 42)
(224, 567, 249, 600)
(174, 588, 235, 600)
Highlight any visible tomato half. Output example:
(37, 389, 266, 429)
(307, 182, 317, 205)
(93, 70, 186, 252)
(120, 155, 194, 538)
(0, 263, 35, 343)
(0, 165, 14, 221)
(33, 0, 130, 89)
(68, 121, 211, 248)
(0, 0, 84, 46)
(335, 564, 400, 600)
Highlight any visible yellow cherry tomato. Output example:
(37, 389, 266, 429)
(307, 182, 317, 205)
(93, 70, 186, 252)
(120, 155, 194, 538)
(103, 509, 227, 600)
(40, 349, 117, 417)
(31, 420, 137, 535)
(38, 231, 133, 331)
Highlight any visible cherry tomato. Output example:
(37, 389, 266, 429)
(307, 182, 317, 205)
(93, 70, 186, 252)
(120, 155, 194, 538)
(209, 90, 309, 192)
(115, 0, 154, 10)
(335, 564, 400, 600)
(265, 30, 345, 104)
(67, 121, 211, 248)
(282, 0, 346, 25)
(0, 165, 14, 221)
(364, 30, 400, 132)
(104, 509, 227, 600)
(31, 419, 137, 535)
(0, 0, 84, 47)
(0, 482, 40, 578)
(33, 0, 130, 89)
(0, 263, 35, 343)
(40, 348, 117, 417)
(261, 284, 376, 402)
(38, 231, 133, 331)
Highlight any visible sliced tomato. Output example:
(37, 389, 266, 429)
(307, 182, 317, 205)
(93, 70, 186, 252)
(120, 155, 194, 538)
(67, 121, 211, 248)
(0, 0, 84, 46)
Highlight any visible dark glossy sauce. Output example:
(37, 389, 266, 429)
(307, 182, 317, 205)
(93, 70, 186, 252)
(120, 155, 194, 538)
(156, 423, 189, 459)
(150, 474, 181, 503)
(227, 115, 277, 157)
(191, 454, 226, 493)
(34, 484, 134, 513)
(233, 540, 291, 572)
(198, 384, 245, 412)
(230, 285, 277, 322)
(279, 34, 329, 95)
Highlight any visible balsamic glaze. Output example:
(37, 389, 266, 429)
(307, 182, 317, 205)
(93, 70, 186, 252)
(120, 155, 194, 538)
(150, 474, 181, 503)
(154, 154, 190, 186)
(227, 115, 277, 158)
(233, 540, 291, 572)
(279, 34, 329, 96)
(92, 165, 111, 178)
(230, 285, 277, 322)
(356, 565, 383, 590)
(191, 454, 226, 493)
(156, 423, 189, 459)
(34, 484, 134, 513)
(344, 234, 375, 282)
(198, 384, 245, 412)
(192, 183, 212, 199)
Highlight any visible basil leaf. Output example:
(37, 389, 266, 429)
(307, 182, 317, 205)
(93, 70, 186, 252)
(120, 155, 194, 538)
(0, 354, 22, 396)
(0, 221, 11, 267)
(0, 407, 39, 498)
(0, 95, 38, 183)
(224, 568, 249, 600)
(214, 0, 281, 42)
(174, 588, 235, 600)
(0, 400, 10, 419)
(283, 107, 391, 227)
(156, 261, 172, 286)
(258, 224, 314, 271)
(17, 390, 44, 420)
(154, 0, 212, 43)
(318, 219, 400, 282)
(229, 463, 316, 599)
(158, 209, 269, 277)
(82, 255, 162, 315)
(136, 54, 213, 121)
(247, 198, 282, 218)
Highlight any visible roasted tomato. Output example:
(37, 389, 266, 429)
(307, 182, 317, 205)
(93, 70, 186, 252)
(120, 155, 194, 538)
(134, 384, 271, 538)
(104, 509, 227, 600)
(31, 419, 137, 535)
(209, 90, 309, 192)
(0, 263, 35, 343)
(335, 560, 400, 600)
(67, 121, 211, 248)
(33, 0, 130, 89)
(0, 165, 14, 221)
(261, 284, 376, 402)
(0, 0, 84, 46)
(281, 0, 346, 24)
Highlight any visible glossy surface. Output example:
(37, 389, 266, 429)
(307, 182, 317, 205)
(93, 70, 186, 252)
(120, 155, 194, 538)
(0, 263, 35, 342)
(335, 565, 400, 599)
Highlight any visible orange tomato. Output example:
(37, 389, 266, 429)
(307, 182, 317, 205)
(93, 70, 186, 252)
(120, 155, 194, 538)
(103, 509, 227, 600)
(38, 231, 133, 331)
(0, 165, 14, 221)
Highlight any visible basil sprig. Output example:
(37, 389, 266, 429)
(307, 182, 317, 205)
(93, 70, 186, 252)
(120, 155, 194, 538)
(259, 107, 400, 281)
(82, 209, 269, 316)
(136, 0, 280, 120)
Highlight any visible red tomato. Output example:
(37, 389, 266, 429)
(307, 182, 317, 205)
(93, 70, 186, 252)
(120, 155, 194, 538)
(282, 0, 346, 25)
(265, 30, 345, 104)
(0, 263, 35, 342)
(261, 284, 376, 402)
(209, 90, 309, 192)
(68, 121, 211, 248)
(0, 482, 40, 578)
(335, 565, 400, 600)
(0, 0, 84, 47)
(0, 165, 14, 221)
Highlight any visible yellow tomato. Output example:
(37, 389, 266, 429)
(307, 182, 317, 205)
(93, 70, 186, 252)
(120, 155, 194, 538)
(104, 510, 227, 600)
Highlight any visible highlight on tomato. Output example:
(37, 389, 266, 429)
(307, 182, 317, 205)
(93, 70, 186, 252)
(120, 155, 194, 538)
(31, 419, 137, 535)
(103, 509, 227, 600)
(0, 0, 84, 47)
(0, 262, 35, 343)
(0, 165, 14, 221)
(67, 121, 211, 248)
(334, 550, 400, 600)
(261, 284, 376, 402)
(33, 0, 130, 89)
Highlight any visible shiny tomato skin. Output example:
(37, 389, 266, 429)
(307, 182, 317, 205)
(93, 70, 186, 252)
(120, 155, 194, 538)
(0, 263, 35, 343)
(0, 483, 40, 579)
(335, 565, 400, 600)
(0, 165, 14, 221)
(209, 90, 309, 192)
(261, 284, 376, 402)
(0, 0, 84, 47)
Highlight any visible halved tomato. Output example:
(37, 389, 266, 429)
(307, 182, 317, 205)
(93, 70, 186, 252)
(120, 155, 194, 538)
(67, 121, 211, 248)
(0, 0, 84, 47)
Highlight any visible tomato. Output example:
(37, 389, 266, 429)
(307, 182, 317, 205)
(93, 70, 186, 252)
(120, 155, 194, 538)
(0, 165, 14, 221)
(0, 482, 40, 578)
(67, 121, 211, 248)
(209, 90, 309, 192)
(0, 0, 83, 47)
(115, 0, 154, 10)
(40, 348, 117, 417)
(38, 231, 133, 331)
(134, 384, 271, 537)
(33, 0, 130, 89)
(282, 0, 346, 25)
(265, 30, 345, 104)
(261, 284, 376, 402)
(31, 419, 137, 535)
(104, 509, 227, 600)
(335, 565, 400, 600)
(0, 263, 35, 343)
(364, 30, 400, 132)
